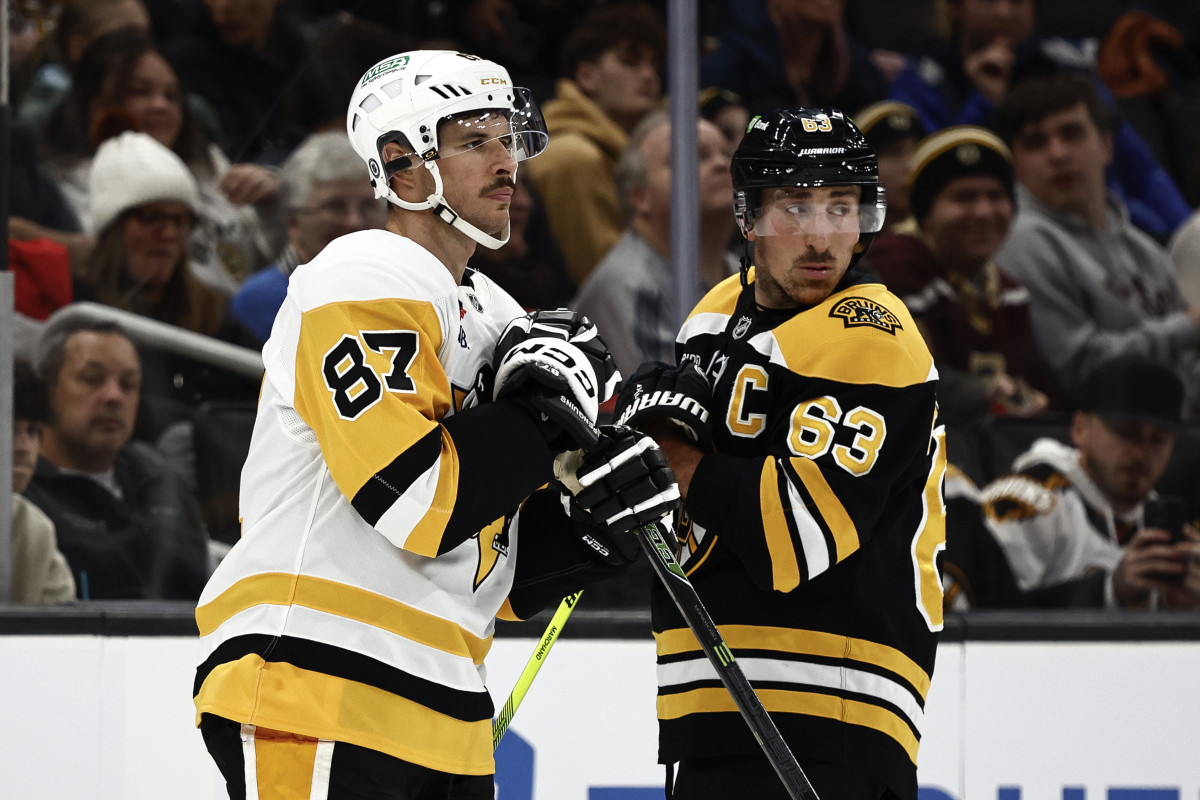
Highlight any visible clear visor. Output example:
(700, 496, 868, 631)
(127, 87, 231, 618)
(433, 87, 548, 163)
(749, 185, 886, 237)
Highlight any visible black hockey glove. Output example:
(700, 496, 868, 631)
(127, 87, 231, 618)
(553, 425, 681, 564)
(493, 310, 620, 450)
(613, 360, 714, 451)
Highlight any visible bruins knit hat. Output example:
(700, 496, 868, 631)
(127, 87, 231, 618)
(854, 101, 926, 154)
(90, 131, 200, 234)
(908, 125, 1014, 223)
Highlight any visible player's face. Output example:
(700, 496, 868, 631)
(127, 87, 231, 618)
(49, 332, 141, 467)
(118, 52, 184, 149)
(749, 185, 861, 308)
(1011, 102, 1112, 218)
(121, 200, 194, 294)
(434, 111, 520, 238)
(922, 174, 1013, 268)
(1073, 413, 1176, 513)
(291, 179, 386, 262)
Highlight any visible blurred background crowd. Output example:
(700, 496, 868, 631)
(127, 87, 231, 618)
(5, 0, 1200, 611)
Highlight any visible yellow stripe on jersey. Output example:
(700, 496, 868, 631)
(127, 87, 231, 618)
(197, 573, 492, 664)
(915, 426, 948, 631)
(195, 656, 494, 776)
(404, 427, 461, 556)
(770, 284, 934, 388)
(656, 687, 919, 764)
(759, 459, 801, 591)
(293, 297, 457, 556)
(788, 456, 858, 563)
(655, 624, 930, 698)
(684, 270, 746, 320)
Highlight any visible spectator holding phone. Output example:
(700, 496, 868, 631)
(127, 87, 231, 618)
(979, 355, 1200, 609)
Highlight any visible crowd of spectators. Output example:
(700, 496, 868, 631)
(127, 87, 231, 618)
(5, 0, 1200, 610)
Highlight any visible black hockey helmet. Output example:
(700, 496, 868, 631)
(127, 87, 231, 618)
(731, 108, 885, 265)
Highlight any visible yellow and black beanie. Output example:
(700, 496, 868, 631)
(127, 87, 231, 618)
(854, 101, 927, 154)
(908, 125, 1014, 223)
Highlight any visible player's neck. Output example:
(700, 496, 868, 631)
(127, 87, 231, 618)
(388, 211, 476, 284)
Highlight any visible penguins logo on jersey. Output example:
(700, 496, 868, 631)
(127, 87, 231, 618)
(829, 297, 903, 334)
(474, 516, 511, 590)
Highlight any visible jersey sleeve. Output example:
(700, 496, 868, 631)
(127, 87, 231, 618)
(281, 251, 556, 559)
(687, 380, 943, 592)
(497, 487, 626, 621)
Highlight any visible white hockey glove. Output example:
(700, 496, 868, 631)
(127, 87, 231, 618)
(493, 310, 621, 449)
(553, 425, 681, 564)
(614, 360, 714, 450)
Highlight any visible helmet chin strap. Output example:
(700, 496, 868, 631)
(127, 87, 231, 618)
(382, 160, 511, 251)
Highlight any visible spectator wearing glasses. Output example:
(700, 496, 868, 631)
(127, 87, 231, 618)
(74, 131, 260, 420)
(231, 132, 386, 343)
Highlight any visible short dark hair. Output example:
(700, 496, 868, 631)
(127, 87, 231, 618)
(37, 318, 134, 390)
(993, 72, 1114, 148)
(559, 2, 666, 80)
(13, 358, 52, 425)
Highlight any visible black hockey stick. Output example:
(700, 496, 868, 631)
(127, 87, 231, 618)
(635, 521, 820, 800)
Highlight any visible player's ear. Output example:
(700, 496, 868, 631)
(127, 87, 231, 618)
(383, 142, 424, 200)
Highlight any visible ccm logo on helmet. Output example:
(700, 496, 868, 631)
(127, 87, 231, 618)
(481, 77, 509, 86)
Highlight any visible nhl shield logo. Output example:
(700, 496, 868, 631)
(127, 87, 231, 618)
(829, 297, 902, 334)
(732, 315, 752, 339)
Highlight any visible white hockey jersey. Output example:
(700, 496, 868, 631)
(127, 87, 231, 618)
(981, 437, 1137, 605)
(193, 229, 536, 775)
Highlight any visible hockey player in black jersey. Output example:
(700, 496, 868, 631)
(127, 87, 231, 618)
(616, 108, 946, 800)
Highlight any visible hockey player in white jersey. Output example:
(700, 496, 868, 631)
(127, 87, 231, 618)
(193, 50, 680, 799)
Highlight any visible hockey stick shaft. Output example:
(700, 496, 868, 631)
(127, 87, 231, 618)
(636, 522, 819, 800)
(492, 591, 583, 749)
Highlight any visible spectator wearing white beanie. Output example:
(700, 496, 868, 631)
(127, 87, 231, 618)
(75, 131, 262, 357)
(89, 130, 201, 235)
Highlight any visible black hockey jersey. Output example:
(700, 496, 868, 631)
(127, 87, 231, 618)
(655, 269, 945, 800)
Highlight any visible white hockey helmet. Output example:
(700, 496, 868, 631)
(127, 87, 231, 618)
(346, 50, 549, 250)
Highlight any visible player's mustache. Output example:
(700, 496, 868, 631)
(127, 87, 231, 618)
(482, 178, 517, 196)
(796, 250, 835, 265)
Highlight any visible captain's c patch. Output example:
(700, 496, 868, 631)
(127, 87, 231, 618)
(829, 297, 902, 334)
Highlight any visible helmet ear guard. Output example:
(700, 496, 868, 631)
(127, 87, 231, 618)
(733, 190, 753, 236)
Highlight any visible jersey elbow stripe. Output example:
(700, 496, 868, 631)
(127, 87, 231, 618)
(351, 427, 464, 557)
(760, 459, 803, 590)
(352, 427, 445, 527)
(196, 572, 491, 664)
(786, 456, 857, 562)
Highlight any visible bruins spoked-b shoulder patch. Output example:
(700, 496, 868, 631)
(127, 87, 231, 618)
(829, 296, 902, 334)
